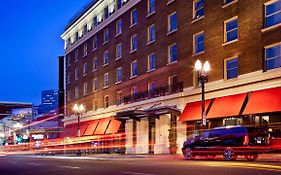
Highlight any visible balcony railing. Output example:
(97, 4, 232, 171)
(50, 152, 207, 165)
(122, 82, 184, 104)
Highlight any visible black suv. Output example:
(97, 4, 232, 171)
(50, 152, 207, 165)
(182, 126, 269, 161)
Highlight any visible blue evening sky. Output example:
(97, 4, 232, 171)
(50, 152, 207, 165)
(0, 0, 90, 105)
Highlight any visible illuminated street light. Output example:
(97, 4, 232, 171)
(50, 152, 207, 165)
(195, 60, 210, 126)
(73, 104, 85, 137)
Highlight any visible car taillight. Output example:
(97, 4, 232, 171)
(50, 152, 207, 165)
(243, 135, 249, 145)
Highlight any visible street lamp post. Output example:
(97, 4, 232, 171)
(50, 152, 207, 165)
(73, 104, 85, 137)
(195, 60, 210, 126)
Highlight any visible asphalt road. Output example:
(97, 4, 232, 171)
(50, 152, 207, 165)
(1, 155, 281, 175)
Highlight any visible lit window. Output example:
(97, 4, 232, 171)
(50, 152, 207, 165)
(193, 0, 204, 19)
(116, 43, 122, 59)
(83, 63, 88, 75)
(116, 67, 122, 83)
(93, 35, 98, 50)
(148, 24, 156, 43)
(131, 60, 138, 77)
(104, 73, 109, 87)
(265, 43, 281, 70)
(116, 19, 122, 35)
(168, 44, 177, 63)
(104, 51, 109, 65)
(83, 44, 87, 56)
(104, 95, 109, 108)
(93, 57, 98, 70)
(224, 17, 238, 43)
(104, 28, 109, 43)
(225, 57, 238, 79)
(194, 32, 204, 54)
(148, 0, 155, 15)
(131, 9, 137, 26)
(148, 53, 156, 71)
(131, 35, 138, 51)
(168, 12, 177, 32)
(93, 78, 98, 91)
(265, 0, 281, 28)
(83, 82, 88, 95)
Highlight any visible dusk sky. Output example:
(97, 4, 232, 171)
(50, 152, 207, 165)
(0, 0, 90, 105)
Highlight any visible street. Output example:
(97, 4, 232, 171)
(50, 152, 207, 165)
(1, 155, 281, 175)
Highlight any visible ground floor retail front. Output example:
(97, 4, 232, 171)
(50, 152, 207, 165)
(62, 85, 281, 154)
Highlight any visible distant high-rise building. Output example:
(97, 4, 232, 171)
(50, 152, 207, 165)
(40, 90, 58, 114)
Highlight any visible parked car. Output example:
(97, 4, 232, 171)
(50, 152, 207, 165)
(182, 126, 269, 161)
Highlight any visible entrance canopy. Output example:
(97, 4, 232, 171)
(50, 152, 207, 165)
(207, 93, 247, 119)
(243, 87, 281, 115)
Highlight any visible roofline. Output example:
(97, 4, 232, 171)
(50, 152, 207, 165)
(0, 101, 33, 106)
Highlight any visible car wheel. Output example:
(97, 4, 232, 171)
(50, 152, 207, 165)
(223, 147, 236, 161)
(244, 154, 258, 161)
(184, 147, 194, 160)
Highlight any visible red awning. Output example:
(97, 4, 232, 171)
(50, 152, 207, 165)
(61, 124, 77, 138)
(79, 122, 89, 136)
(207, 93, 247, 119)
(94, 118, 111, 135)
(178, 99, 211, 122)
(106, 119, 121, 134)
(243, 87, 281, 115)
(83, 120, 99, 136)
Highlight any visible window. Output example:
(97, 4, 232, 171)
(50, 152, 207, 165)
(223, 0, 236, 5)
(131, 60, 138, 77)
(131, 87, 138, 99)
(104, 28, 109, 43)
(168, 44, 177, 63)
(225, 57, 238, 79)
(169, 75, 178, 93)
(93, 35, 98, 50)
(104, 51, 109, 65)
(194, 32, 205, 54)
(224, 17, 238, 43)
(116, 43, 122, 59)
(83, 24, 88, 35)
(168, 12, 177, 32)
(74, 67, 79, 80)
(117, 91, 122, 105)
(265, 43, 281, 70)
(104, 6, 109, 19)
(93, 78, 98, 91)
(93, 16, 98, 28)
(148, 0, 156, 15)
(148, 24, 156, 43)
(117, 0, 124, 9)
(67, 73, 71, 84)
(104, 95, 109, 108)
(104, 73, 109, 87)
(131, 9, 137, 26)
(74, 86, 79, 98)
(66, 55, 71, 66)
(83, 44, 87, 56)
(116, 67, 122, 83)
(83, 82, 88, 95)
(93, 57, 98, 70)
(116, 19, 122, 35)
(131, 34, 138, 51)
(148, 82, 156, 97)
(83, 63, 88, 75)
(193, 0, 204, 19)
(265, 0, 281, 28)
(148, 53, 156, 71)
(75, 49, 79, 61)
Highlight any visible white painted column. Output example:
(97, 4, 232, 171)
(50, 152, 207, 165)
(136, 118, 149, 154)
(177, 118, 186, 154)
(154, 114, 171, 154)
(125, 119, 135, 154)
